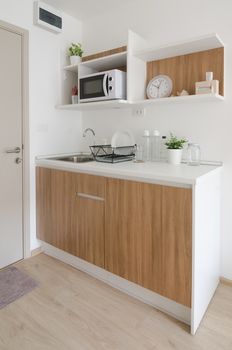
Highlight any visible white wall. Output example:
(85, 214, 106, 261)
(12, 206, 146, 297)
(1, 0, 231, 280)
(0, 0, 83, 250)
(82, 0, 232, 279)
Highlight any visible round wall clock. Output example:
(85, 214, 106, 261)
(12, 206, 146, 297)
(146, 75, 173, 99)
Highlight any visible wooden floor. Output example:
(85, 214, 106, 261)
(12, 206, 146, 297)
(0, 254, 232, 350)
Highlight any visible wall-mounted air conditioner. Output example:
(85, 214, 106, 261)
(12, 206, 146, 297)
(34, 1, 62, 34)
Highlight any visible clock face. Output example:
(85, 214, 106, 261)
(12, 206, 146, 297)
(147, 75, 173, 99)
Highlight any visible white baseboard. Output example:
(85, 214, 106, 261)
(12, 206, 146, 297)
(220, 277, 232, 286)
(30, 247, 42, 256)
(41, 242, 191, 325)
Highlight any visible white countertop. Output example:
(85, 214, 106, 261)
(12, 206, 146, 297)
(35, 155, 222, 186)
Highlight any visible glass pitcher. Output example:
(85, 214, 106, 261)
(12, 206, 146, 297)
(187, 143, 201, 166)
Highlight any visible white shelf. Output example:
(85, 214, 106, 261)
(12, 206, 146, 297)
(56, 99, 130, 111)
(56, 94, 224, 111)
(79, 51, 127, 71)
(133, 93, 224, 106)
(63, 64, 78, 73)
(63, 51, 127, 74)
(134, 33, 224, 62)
(63, 51, 127, 81)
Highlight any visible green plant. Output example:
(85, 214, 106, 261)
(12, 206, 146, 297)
(165, 133, 187, 149)
(68, 43, 83, 57)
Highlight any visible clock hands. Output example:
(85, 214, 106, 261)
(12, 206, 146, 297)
(154, 80, 162, 89)
(154, 80, 162, 97)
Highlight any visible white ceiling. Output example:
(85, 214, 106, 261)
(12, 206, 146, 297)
(43, 0, 135, 21)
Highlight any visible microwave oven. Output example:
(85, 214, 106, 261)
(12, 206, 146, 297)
(79, 69, 126, 103)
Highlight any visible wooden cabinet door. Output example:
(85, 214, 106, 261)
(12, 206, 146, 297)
(37, 169, 105, 268)
(73, 173, 105, 268)
(105, 178, 162, 294)
(161, 186, 192, 307)
(105, 178, 192, 307)
(36, 167, 76, 255)
(36, 167, 52, 243)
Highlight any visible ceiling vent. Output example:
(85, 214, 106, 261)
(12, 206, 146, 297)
(34, 1, 62, 34)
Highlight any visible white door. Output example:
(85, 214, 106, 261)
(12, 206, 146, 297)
(0, 26, 23, 268)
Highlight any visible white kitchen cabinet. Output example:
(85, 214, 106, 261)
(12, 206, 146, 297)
(36, 158, 222, 334)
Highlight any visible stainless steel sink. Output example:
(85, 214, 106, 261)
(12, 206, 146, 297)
(50, 153, 94, 163)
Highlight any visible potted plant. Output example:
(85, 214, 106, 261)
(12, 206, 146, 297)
(71, 85, 78, 104)
(68, 43, 84, 65)
(165, 133, 187, 165)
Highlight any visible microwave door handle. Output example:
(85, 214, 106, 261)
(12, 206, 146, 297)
(103, 74, 109, 96)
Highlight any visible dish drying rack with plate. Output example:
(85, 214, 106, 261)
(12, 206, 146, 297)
(90, 144, 136, 163)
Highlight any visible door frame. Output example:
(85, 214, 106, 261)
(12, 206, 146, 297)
(0, 20, 30, 259)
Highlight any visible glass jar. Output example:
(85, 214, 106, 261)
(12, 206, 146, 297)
(151, 130, 161, 162)
(142, 130, 151, 161)
(134, 144, 143, 162)
(187, 143, 201, 166)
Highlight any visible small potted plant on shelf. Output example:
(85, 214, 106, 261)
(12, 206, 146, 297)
(71, 85, 78, 104)
(68, 43, 84, 65)
(165, 133, 187, 165)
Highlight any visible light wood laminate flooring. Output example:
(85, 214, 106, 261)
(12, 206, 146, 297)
(0, 253, 231, 350)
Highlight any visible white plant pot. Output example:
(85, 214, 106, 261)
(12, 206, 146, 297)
(71, 95, 78, 104)
(167, 149, 183, 165)
(70, 56, 81, 66)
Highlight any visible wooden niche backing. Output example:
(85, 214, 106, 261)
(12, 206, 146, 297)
(82, 46, 127, 72)
(146, 47, 224, 96)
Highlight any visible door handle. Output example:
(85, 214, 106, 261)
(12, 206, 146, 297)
(103, 74, 109, 96)
(15, 157, 22, 164)
(76, 192, 104, 202)
(6, 147, 21, 154)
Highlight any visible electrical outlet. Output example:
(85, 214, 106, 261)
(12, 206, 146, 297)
(132, 108, 146, 117)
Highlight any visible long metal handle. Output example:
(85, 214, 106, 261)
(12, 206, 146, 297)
(103, 74, 109, 96)
(6, 147, 21, 154)
(76, 192, 104, 202)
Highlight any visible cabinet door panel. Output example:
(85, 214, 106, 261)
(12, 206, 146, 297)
(105, 178, 162, 293)
(50, 170, 76, 255)
(75, 195, 105, 268)
(76, 173, 105, 198)
(37, 169, 105, 266)
(36, 167, 52, 243)
(73, 173, 105, 268)
(162, 186, 192, 307)
(36, 168, 76, 255)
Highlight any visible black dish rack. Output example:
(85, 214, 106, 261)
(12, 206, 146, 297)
(90, 144, 136, 163)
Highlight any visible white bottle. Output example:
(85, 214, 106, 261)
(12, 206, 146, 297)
(160, 136, 167, 162)
(142, 130, 151, 161)
(151, 130, 160, 162)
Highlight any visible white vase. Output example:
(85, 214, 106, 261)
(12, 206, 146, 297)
(71, 95, 78, 104)
(167, 149, 183, 165)
(70, 56, 81, 66)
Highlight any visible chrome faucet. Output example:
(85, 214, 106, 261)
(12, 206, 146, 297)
(83, 128, 96, 137)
